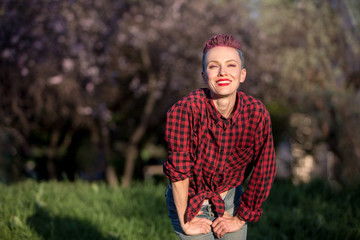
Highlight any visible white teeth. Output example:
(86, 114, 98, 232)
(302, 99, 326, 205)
(217, 81, 230, 84)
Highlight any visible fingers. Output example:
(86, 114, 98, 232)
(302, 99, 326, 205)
(211, 217, 220, 228)
(184, 213, 242, 237)
(212, 211, 231, 226)
(212, 214, 246, 238)
(212, 219, 229, 234)
(196, 211, 215, 224)
(196, 217, 213, 230)
(203, 218, 213, 226)
(214, 224, 230, 239)
(182, 216, 213, 236)
(195, 217, 213, 234)
(200, 221, 212, 234)
(213, 224, 226, 239)
(214, 229, 226, 239)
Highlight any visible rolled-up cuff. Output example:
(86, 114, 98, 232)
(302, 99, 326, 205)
(236, 201, 263, 222)
(163, 152, 193, 182)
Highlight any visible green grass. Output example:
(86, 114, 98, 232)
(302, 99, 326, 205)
(0, 179, 359, 240)
(0, 180, 176, 240)
(253, 179, 360, 240)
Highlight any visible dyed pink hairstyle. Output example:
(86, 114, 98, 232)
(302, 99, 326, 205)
(203, 34, 241, 54)
(202, 34, 245, 70)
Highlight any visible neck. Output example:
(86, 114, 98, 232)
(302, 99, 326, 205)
(211, 93, 237, 119)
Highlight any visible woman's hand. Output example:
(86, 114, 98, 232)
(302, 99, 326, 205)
(181, 211, 213, 236)
(211, 212, 246, 239)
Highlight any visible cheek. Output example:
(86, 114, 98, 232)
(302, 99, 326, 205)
(231, 71, 242, 79)
(206, 71, 216, 80)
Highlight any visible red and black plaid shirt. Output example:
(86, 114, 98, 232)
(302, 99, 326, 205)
(163, 88, 276, 223)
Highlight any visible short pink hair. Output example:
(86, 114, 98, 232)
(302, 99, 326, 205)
(203, 34, 242, 54)
(202, 34, 245, 70)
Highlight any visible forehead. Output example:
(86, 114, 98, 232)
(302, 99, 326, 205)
(205, 46, 240, 62)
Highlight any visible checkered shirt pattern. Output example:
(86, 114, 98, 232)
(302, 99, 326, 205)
(163, 88, 276, 223)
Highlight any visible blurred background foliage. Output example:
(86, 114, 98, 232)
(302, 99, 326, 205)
(0, 0, 359, 188)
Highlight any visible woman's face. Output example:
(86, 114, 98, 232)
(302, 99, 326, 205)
(202, 46, 246, 99)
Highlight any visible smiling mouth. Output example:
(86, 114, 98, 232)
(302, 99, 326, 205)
(216, 79, 231, 86)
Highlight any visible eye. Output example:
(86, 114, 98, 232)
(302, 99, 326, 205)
(208, 65, 218, 69)
(228, 64, 237, 68)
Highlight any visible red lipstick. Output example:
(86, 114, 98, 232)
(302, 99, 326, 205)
(216, 78, 231, 86)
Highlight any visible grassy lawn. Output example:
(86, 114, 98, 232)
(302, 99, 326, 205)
(0, 179, 359, 240)
(0, 180, 175, 240)
(251, 180, 360, 240)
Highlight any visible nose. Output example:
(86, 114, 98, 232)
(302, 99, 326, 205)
(218, 65, 226, 76)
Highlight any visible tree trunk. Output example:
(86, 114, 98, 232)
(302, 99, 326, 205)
(100, 117, 119, 187)
(47, 130, 59, 180)
(122, 44, 163, 187)
(121, 82, 157, 187)
(122, 141, 140, 187)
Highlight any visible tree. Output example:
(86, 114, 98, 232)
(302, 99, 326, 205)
(254, 0, 360, 186)
(3, 0, 357, 187)
(0, 0, 128, 184)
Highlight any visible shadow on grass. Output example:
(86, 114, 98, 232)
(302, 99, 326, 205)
(27, 205, 118, 240)
(248, 179, 360, 240)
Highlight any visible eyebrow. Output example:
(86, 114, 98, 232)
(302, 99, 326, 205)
(207, 59, 239, 64)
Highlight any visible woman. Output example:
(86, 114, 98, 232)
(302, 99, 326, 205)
(163, 34, 276, 239)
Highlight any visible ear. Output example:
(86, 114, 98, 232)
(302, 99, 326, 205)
(240, 68, 246, 83)
(202, 71, 207, 84)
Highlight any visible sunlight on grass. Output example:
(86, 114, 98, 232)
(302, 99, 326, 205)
(0, 179, 359, 240)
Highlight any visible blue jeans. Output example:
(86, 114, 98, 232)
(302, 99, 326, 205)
(166, 185, 247, 240)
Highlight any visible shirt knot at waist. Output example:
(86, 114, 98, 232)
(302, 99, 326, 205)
(185, 190, 226, 223)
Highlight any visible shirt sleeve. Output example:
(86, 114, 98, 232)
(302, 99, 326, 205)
(163, 101, 194, 182)
(237, 105, 277, 222)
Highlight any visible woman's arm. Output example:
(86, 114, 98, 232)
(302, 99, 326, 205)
(172, 178, 212, 235)
(171, 178, 189, 227)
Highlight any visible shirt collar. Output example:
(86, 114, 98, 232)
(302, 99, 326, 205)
(205, 88, 242, 126)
